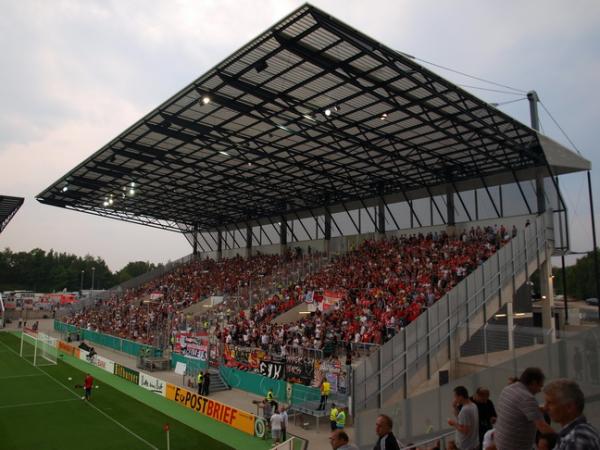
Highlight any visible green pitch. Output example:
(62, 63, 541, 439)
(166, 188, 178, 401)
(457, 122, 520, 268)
(0, 332, 269, 450)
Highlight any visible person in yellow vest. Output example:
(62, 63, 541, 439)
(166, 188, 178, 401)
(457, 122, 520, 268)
(336, 406, 347, 430)
(329, 403, 339, 431)
(318, 378, 331, 410)
(197, 371, 203, 395)
(266, 388, 275, 405)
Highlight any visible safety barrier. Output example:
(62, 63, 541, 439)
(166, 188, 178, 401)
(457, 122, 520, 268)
(219, 365, 321, 405)
(53, 320, 162, 358)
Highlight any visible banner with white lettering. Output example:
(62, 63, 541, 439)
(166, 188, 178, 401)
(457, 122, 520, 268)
(259, 361, 285, 380)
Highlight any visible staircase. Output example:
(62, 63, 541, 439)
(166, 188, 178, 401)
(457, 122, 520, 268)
(210, 368, 230, 393)
(352, 213, 553, 412)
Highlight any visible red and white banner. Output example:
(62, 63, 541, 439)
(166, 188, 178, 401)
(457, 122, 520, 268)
(319, 290, 344, 312)
(175, 332, 209, 360)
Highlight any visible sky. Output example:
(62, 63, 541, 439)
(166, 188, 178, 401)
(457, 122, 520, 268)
(1, 0, 599, 272)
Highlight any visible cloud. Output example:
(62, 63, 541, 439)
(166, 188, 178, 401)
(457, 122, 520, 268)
(1, 0, 599, 271)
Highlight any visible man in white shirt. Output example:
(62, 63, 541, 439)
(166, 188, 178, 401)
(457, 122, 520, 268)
(270, 410, 283, 444)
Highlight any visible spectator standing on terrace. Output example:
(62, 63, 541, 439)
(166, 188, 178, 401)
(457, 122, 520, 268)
(471, 387, 496, 447)
(330, 429, 359, 450)
(543, 378, 600, 449)
(494, 367, 554, 450)
(448, 386, 478, 450)
(319, 378, 331, 410)
(373, 414, 400, 450)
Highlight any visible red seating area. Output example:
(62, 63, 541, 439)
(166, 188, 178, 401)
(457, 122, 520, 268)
(65, 224, 515, 352)
(64, 253, 292, 344)
(220, 225, 515, 354)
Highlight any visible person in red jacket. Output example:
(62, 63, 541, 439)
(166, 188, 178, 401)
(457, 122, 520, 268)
(83, 373, 94, 401)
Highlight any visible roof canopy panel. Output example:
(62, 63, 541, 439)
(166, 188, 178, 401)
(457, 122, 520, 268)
(0, 195, 24, 233)
(37, 3, 588, 233)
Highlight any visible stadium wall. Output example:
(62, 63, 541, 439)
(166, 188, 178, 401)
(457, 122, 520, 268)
(53, 320, 162, 357)
(220, 365, 321, 405)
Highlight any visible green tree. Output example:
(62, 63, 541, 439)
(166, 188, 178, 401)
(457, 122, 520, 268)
(114, 261, 157, 284)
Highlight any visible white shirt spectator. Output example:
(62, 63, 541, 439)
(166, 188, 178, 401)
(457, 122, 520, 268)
(270, 412, 283, 431)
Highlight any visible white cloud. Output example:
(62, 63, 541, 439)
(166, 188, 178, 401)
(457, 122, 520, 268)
(1, 0, 599, 271)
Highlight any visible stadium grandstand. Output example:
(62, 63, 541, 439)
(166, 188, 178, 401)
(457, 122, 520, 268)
(0, 195, 24, 234)
(6, 3, 593, 450)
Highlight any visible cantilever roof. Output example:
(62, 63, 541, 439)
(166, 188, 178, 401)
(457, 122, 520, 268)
(0, 196, 24, 234)
(36, 3, 590, 233)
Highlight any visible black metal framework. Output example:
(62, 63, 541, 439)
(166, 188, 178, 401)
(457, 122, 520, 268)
(36, 4, 583, 239)
(0, 196, 24, 234)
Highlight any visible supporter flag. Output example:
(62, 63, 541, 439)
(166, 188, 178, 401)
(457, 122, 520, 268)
(304, 290, 314, 304)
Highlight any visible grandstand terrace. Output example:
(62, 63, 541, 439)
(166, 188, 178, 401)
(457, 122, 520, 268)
(32, 3, 595, 449)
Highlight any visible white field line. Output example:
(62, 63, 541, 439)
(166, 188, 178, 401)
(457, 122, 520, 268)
(0, 398, 78, 409)
(0, 339, 158, 450)
(0, 373, 44, 380)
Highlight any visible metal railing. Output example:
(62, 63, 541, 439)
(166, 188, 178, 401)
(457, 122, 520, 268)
(352, 213, 551, 412)
(355, 323, 600, 449)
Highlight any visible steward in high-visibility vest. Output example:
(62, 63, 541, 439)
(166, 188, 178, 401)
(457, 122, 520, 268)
(336, 408, 346, 429)
(329, 403, 339, 431)
(266, 388, 274, 404)
(318, 379, 331, 410)
(197, 372, 203, 394)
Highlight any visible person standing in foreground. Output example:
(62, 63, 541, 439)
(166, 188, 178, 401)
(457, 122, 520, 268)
(319, 378, 331, 410)
(280, 405, 288, 442)
(270, 408, 283, 444)
(330, 403, 339, 431)
(448, 386, 479, 450)
(201, 370, 210, 396)
(83, 373, 94, 401)
(336, 406, 347, 430)
(373, 414, 400, 450)
(543, 378, 600, 449)
(471, 387, 497, 447)
(329, 429, 359, 450)
(196, 371, 203, 395)
(494, 367, 555, 450)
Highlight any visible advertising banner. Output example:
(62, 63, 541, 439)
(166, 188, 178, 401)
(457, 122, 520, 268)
(139, 372, 167, 396)
(58, 340, 80, 358)
(113, 363, 140, 384)
(174, 332, 209, 360)
(285, 356, 315, 385)
(165, 384, 256, 435)
(93, 355, 115, 373)
(258, 360, 285, 380)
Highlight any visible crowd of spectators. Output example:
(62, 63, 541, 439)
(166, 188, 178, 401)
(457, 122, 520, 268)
(219, 224, 515, 357)
(65, 224, 514, 356)
(64, 252, 305, 345)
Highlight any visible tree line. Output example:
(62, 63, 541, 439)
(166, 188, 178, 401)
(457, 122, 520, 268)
(0, 248, 159, 293)
(553, 249, 600, 300)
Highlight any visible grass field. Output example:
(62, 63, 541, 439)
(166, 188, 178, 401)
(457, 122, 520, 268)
(0, 332, 250, 450)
